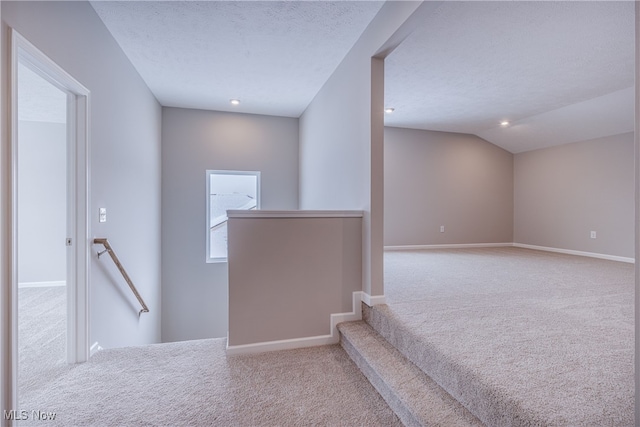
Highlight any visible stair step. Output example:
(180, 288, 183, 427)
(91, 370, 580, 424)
(338, 321, 484, 427)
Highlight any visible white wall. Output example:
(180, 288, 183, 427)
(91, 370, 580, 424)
(299, 1, 423, 298)
(2, 1, 162, 349)
(514, 132, 634, 258)
(17, 121, 66, 284)
(161, 107, 299, 342)
(384, 127, 514, 246)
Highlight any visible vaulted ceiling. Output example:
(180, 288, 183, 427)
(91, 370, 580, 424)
(87, 1, 634, 154)
(90, 1, 385, 117)
(384, 1, 635, 153)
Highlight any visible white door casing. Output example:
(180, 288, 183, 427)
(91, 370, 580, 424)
(6, 29, 90, 415)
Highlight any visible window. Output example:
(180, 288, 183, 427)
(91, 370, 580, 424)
(206, 170, 260, 263)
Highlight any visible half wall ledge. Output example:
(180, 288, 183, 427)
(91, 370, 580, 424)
(227, 209, 364, 218)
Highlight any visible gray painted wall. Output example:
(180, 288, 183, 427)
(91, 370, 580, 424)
(2, 1, 162, 348)
(514, 132, 634, 258)
(299, 2, 421, 297)
(384, 127, 514, 246)
(161, 107, 299, 342)
(17, 121, 66, 284)
(227, 214, 361, 346)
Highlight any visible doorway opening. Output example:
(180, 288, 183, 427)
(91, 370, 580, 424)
(16, 61, 69, 402)
(10, 30, 90, 408)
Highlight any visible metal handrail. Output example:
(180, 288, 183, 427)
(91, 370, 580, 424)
(93, 238, 149, 316)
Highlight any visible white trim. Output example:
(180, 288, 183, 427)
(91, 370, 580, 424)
(18, 281, 66, 289)
(361, 292, 386, 306)
(226, 291, 367, 355)
(0, 0, 7, 418)
(206, 169, 261, 264)
(384, 242, 635, 264)
(89, 342, 103, 357)
(227, 210, 364, 219)
(8, 29, 20, 419)
(385, 243, 513, 251)
(11, 30, 91, 373)
(226, 334, 337, 356)
(513, 243, 635, 264)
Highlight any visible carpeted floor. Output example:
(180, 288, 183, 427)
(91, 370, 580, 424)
(16, 247, 634, 426)
(18, 286, 69, 403)
(18, 339, 401, 426)
(383, 247, 634, 426)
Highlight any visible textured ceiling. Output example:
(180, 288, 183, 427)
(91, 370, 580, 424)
(90, 1, 385, 117)
(384, 1, 635, 153)
(87, 1, 636, 153)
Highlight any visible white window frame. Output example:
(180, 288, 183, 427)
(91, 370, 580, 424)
(206, 170, 261, 263)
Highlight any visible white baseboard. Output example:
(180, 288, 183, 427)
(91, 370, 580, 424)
(361, 292, 386, 306)
(385, 243, 512, 251)
(384, 242, 634, 264)
(225, 334, 337, 356)
(226, 291, 377, 356)
(18, 280, 66, 288)
(513, 243, 635, 264)
(90, 341, 103, 356)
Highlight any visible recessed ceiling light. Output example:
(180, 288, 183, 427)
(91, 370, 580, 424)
(385, 107, 395, 114)
(230, 99, 241, 106)
(500, 120, 510, 127)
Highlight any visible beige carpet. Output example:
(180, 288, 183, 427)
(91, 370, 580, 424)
(18, 286, 69, 403)
(18, 338, 401, 426)
(17, 247, 633, 426)
(380, 247, 634, 426)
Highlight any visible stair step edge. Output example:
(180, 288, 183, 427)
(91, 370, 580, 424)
(338, 321, 484, 427)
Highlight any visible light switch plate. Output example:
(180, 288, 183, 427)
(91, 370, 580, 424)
(99, 208, 107, 223)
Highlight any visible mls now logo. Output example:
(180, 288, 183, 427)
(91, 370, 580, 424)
(4, 410, 57, 421)
(3, 410, 28, 421)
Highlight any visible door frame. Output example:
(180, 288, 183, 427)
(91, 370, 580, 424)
(8, 29, 90, 409)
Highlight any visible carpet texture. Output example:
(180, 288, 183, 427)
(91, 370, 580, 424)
(18, 286, 69, 403)
(18, 339, 402, 426)
(378, 247, 633, 426)
(338, 320, 484, 427)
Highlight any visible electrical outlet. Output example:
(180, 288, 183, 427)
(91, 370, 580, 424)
(440, 226, 445, 233)
(590, 231, 596, 239)
(99, 208, 107, 223)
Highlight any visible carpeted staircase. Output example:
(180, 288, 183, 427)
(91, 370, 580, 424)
(338, 319, 483, 427)
(338, 303, 520, 427)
